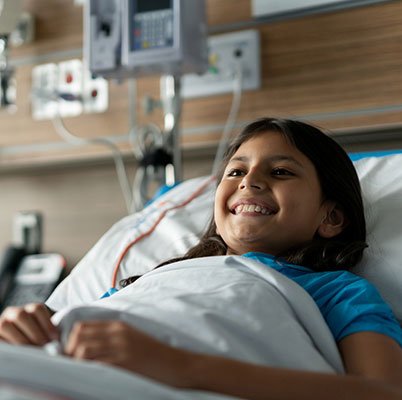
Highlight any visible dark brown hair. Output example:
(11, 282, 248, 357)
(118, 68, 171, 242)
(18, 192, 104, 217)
(121, 117, 367, 287)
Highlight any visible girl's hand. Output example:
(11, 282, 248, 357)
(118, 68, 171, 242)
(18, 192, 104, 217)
(64, 321, 189, 387)
(0, 303, 58, 346)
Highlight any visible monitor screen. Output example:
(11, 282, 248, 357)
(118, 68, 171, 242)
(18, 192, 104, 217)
(137, 0, 171, 13)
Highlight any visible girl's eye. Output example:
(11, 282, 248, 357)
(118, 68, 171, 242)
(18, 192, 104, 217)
(271, 168, 294, 176)
(227, 169, 245, 177)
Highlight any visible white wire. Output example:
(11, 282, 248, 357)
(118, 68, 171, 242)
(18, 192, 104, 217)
(51, 114, 134, 214)
(211, 61, 244, 176)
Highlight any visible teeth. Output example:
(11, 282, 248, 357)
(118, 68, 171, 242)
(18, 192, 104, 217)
(233, 204, 272, 215)
(235, 204, 244, 214)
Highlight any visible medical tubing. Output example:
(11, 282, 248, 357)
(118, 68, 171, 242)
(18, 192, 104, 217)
(131, 95, 183, 210)
(51, 115, 133, 213)
(130, 124, 166, 211)
(212, 60, 243, 175)
(110, 175, 216, 288)
(132, 166, 149, 211)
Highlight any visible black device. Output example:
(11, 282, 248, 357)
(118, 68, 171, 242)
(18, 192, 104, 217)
(0, 246, 66, 311)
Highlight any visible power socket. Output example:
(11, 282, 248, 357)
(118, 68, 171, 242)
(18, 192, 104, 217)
(31, 63, 59, 120)
(181, 29, 261, 98)
(82, 68, 108, 114)
(58, 59, 84, 118)
(31, 59, 108, 120)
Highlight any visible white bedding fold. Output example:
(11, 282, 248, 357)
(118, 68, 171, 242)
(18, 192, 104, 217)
(0, 256, 344, 399)
(0, 342, 234, 400)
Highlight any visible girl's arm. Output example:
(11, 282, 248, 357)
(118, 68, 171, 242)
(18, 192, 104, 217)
(338, 331, 402, 388)
(181, 350, 402, 400)
(65, 321, 402, 400)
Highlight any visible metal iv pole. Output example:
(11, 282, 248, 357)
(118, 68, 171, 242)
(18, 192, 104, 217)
(132, 74, 183, 210)
(160, 74, 182, 186)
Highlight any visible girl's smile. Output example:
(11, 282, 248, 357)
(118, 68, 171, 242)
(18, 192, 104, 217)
(214, 131, 341, 256)
(230, 197, 278, 216)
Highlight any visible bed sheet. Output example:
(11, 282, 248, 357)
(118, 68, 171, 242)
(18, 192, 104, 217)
(53, 256, 343, 373)
(0, 257, 343, 399)
(0, 343, 234, 400)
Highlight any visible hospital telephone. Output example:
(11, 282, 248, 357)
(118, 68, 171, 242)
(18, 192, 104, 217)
(0, 246, 66, 311)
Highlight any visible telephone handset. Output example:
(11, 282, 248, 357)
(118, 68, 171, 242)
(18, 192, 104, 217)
(0, 246, 26, 306)
(0, 246, 66, 311)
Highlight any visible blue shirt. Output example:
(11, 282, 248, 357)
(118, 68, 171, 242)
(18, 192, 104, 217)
(243, 252, 402, 347)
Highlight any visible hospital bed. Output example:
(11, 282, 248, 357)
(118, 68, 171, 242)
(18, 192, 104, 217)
(0, 151, 401, 399)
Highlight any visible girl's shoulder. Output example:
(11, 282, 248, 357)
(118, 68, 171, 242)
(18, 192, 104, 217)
(242, 251, 383, 303)
(241, 251, 401, 344)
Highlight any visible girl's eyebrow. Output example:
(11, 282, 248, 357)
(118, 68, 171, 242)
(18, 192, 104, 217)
(229, 155, 304, 168)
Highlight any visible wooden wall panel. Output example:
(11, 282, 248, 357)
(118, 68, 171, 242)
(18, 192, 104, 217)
(1, 0, 402, 167)
(206, 0, 251, 26)
(11, 0, 83, 58)
(0, 154, 214, 267)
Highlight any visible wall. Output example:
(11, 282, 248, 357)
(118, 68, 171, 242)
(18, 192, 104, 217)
(0, 153, 214, 266)
(1, 0, 402, 266)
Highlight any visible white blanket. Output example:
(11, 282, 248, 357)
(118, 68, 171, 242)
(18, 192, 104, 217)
(0, 256, 344, 399)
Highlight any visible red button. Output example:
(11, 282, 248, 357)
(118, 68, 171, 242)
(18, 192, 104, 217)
(66, 73, 73, 84)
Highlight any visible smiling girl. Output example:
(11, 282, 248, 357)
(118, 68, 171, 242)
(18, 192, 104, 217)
(214, 130, 345, 256)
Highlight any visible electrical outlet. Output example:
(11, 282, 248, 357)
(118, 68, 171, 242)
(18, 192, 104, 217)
(82, 69, 108, 114)
(31, 60, 108, 120)
(181, 29, 260, 98)
(58, 59, 83, 118)
(31, 63, 59, 120)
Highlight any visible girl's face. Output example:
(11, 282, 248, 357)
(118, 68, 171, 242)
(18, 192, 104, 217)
(215, 131, 339, 256)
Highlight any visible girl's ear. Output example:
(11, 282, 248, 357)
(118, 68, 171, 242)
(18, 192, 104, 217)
(317, 203, 347, 239)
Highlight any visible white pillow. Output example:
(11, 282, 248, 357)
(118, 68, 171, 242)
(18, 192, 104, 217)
(46, 176, 215, 311)
(352, 153, 402, 322)
(47, 155, 402, 322)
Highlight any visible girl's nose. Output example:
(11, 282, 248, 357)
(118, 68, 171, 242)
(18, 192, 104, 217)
(239, 172, 266, 190)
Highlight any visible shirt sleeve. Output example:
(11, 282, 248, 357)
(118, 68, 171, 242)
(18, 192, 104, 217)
(320, 273, 402, 346)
